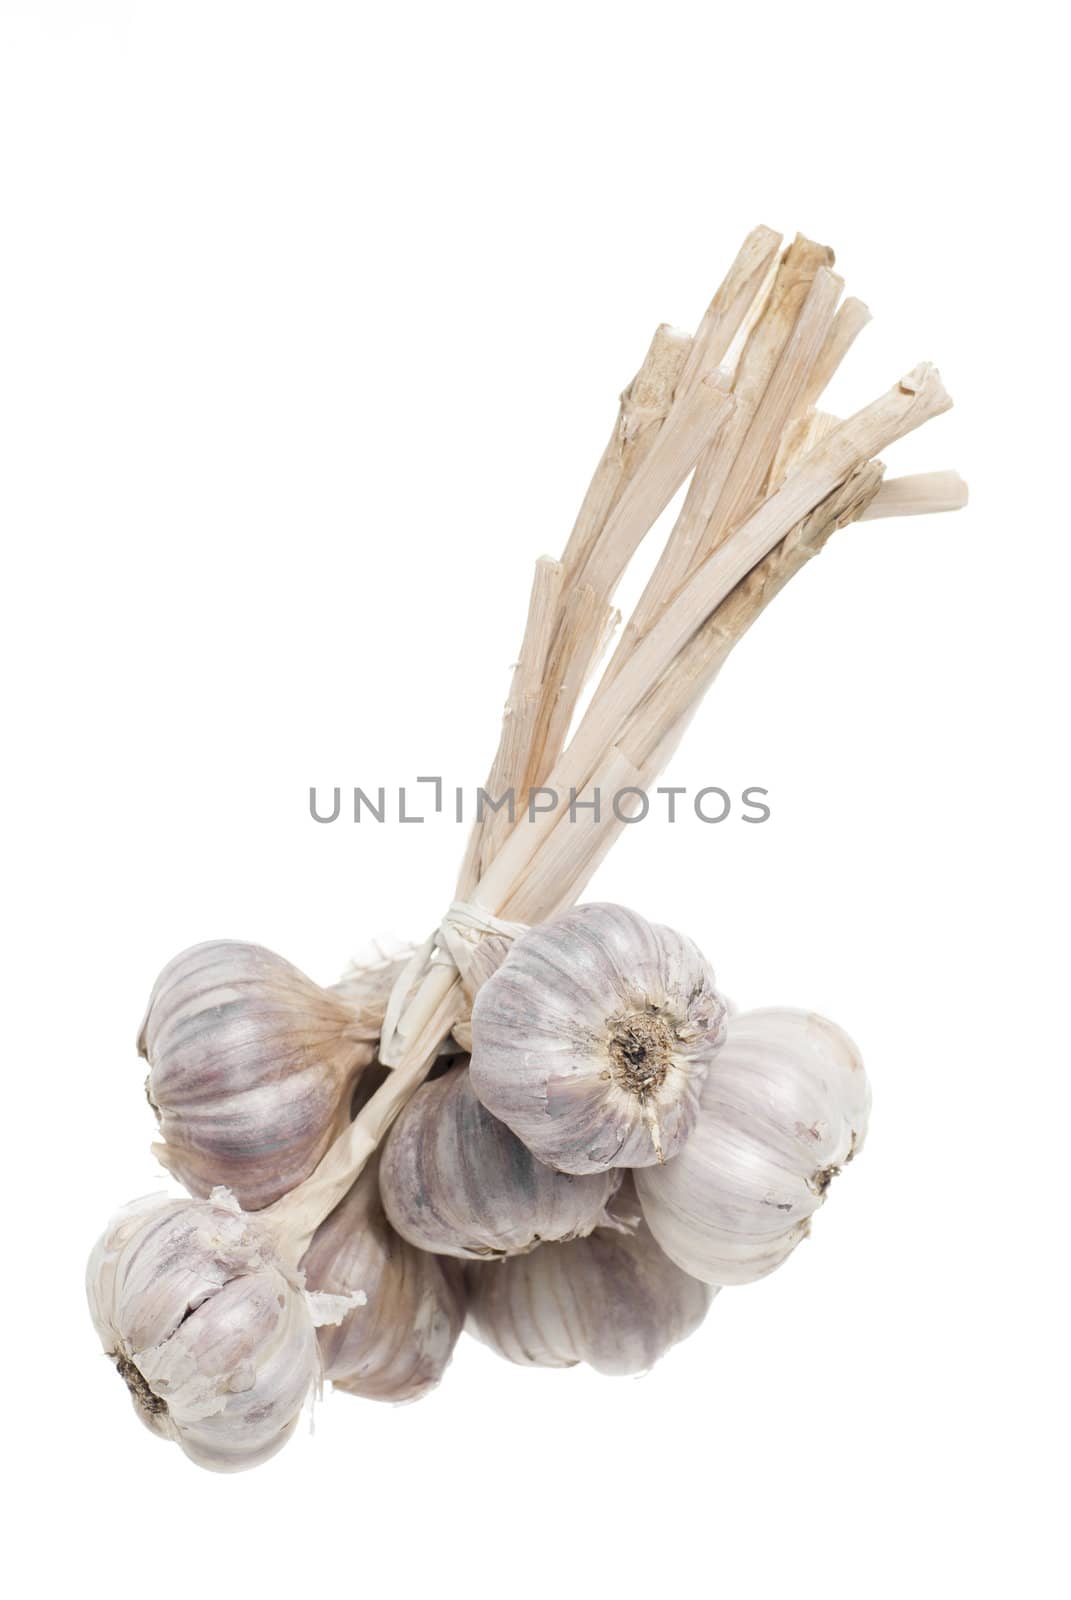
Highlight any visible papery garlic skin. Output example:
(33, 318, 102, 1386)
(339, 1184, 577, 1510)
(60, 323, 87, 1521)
(379, 1062, 620, 1260)
(466, 1182, 715, 1375)
(469, 903, 727, 1174)
(301, 1157, 465, 1403)
(636, 1007, 871, 1286)
(86, 1190, 323, 1473)
(330, 946, 413, 1012)
(140, 941, 383, 1210)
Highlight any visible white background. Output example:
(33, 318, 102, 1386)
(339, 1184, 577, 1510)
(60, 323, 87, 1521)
(2, 3, 1066, 1596)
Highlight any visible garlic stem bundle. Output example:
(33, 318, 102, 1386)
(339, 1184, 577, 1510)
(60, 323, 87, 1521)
(139, 941, 392, 1210)
(86, 1189, 358, 1472)
(469, 903, 727, 1173)
(466, 1182, 715, 1375)
(301, 1157, 465, 1402)
(636, 1008, 870, 1285)
(379, 1061, 620, 1259)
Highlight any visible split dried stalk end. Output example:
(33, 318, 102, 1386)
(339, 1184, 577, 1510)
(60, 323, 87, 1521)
(615, 235, 840, 670)
(677, 223, 784, 395)
(696, 263, 844, 562)
(560, 322, 692, 584)
(860, 470, 968, 519)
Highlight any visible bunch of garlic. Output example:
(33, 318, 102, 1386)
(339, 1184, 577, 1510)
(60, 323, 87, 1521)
(84, 220, 962, 1472)
(88, 901, 870, 1473)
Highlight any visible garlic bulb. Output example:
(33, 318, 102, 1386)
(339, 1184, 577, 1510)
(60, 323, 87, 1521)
(139, 940, 387, 1210)
(636, 1007, 871, 1285)
(379, 1061, 620, 1259)
(469, 902, 727, 1174)
(301, 1157, 465, 1402)
(466, 1182, 715, 1374)
(85, 1188, 354, 1472)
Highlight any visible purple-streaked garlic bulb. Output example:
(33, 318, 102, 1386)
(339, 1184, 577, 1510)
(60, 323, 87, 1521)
(379, 1061, 620, 1260)
(469, 903, 727, 1174)
(465, 1181, 715, 1374)
(139, 941, 391, 1210)
(85, 1189, 357, 1473)
(636, 1007, 871, 1285)
(301, 1157, 466, 1403)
